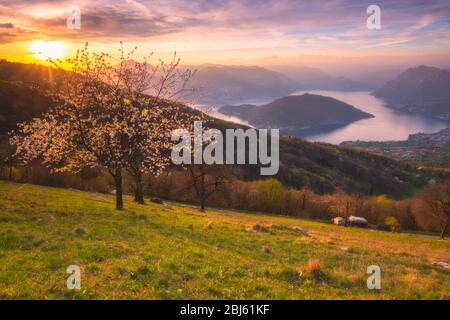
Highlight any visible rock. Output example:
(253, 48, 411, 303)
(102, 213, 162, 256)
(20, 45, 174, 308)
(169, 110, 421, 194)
(292, 226, 309, 236)
(163, 202, 172, 209)
(332, 217, 346, 226)
(347, 216, 369, 228)
(432, 261, 450, 270)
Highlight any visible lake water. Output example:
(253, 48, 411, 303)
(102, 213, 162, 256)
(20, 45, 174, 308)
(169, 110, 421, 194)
(197, 91, 449, 145)
(292, 91, 449, 144)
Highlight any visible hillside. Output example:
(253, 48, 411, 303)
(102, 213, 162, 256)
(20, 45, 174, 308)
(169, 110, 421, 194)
(0, 181, 448, 299)
(373, 66, 450, 121)
(275, 136, 433, 197)
(0, 59, 64, 84)
(0, 60, 434, 197)
(341, 128, 450, 169)
(219, 94, 373, 133)
(0, 80, 56, 135)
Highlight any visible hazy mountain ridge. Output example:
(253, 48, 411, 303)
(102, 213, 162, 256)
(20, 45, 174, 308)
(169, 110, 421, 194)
(188, 64, 296, 103)
(269, 65, 371, 91)
(374, 65, 450, 103)
(373, 65, 450, 121)
(189, 64, 370, 103)
(119, 60, 372, 103)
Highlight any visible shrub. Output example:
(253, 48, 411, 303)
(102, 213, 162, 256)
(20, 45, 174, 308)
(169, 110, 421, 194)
(385, 216, 401, 232)
(257, 179, 286, 214)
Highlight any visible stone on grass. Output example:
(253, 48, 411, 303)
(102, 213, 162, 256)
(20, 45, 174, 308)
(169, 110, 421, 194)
(432, 261, 450, 270)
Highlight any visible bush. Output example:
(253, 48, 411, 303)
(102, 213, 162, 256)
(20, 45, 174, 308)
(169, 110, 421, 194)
(385, 216, 401, 232)
(257, 179, 286, 214)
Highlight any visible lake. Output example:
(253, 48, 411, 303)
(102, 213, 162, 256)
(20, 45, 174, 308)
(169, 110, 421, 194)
(197, 91, 449, 145)
(292, 91, 449, 144)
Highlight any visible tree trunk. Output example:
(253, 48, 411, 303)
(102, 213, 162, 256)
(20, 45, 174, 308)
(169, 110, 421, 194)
(134, 173, 145, 204)
(24, 165, 29, 182)
(200, 199, 205, 212)
(200, 170, 206, 212)
(8, 161, 13, 180)
(301, 193, 307, 210)
(440, 222, 448, 240)
(114, 168, 124, 210)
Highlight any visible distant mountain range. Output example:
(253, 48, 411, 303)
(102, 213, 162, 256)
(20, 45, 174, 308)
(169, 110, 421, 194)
(269, 65, 371, 91)
(189, 64, 370, 104)
(118, 61, 375, 104)
(189, 64, 296, 103)
(373, 65, 450, 121)
(219, 93, 373, 135)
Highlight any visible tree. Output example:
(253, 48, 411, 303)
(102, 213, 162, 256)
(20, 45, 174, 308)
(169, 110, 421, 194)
(0, 141, 7, 178)
(186, 164, 232, 212)
(10, 43, 197, 210)
(299, 188, 313, 211)
(332, 189, 360, 221)
(416, 181, 450, 239)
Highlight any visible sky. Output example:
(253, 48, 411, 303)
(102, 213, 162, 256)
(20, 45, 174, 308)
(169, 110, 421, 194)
(1, 0, 450, 65)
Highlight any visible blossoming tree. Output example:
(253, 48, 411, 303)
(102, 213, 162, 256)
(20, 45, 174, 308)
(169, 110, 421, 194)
(10, 44, 199, 209)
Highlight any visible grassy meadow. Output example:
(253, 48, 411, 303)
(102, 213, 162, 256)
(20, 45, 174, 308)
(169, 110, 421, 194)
(0, 180, 448, 299)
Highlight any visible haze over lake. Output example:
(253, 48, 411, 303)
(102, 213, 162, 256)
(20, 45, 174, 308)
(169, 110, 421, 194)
(201, 91, 449, 145)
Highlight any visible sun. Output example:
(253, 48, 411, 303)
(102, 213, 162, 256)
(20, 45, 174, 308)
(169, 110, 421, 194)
(30, 40, 66, 60)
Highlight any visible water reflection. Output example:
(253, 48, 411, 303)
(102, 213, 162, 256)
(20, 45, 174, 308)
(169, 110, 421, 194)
(291, 91, 449, 144)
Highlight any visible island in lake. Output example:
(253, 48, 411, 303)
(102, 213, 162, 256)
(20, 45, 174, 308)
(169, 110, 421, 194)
(219, 93, 374, 136)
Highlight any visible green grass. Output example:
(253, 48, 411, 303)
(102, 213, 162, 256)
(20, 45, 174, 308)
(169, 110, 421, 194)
(0, 181, 449, 299)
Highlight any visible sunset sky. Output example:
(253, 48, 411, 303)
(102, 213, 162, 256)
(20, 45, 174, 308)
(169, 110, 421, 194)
(1, 0, 450, 65)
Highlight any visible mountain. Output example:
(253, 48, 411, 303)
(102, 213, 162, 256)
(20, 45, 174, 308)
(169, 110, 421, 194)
(256, 54, 450, 88)
(374, 65, 450, 103)
(270, 65, 371, 91)
(189, 64, 296, 103)
(219, 93, 373, 134)
(0, 60, 434, 197)
(120, 61, 369, 103)
(373, 65, 450, 120)
(116, 61, 295, 104)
